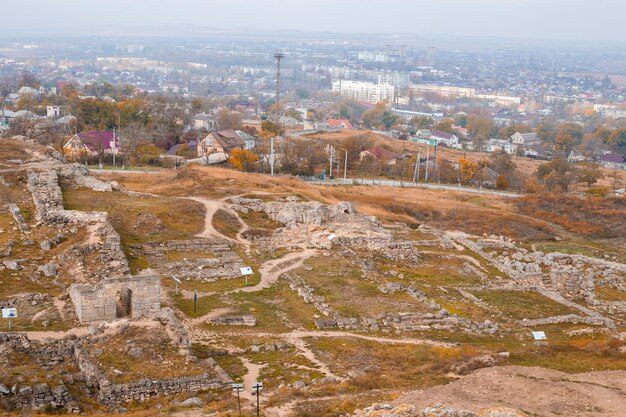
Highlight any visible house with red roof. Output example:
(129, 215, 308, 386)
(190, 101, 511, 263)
(327, 118, 353, 129)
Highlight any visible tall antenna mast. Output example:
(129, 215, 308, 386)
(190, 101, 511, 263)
(274, 52, 284, 122)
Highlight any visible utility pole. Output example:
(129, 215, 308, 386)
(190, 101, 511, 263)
(270, 136, 274, 176)
(425, 146, 430, 182)
(413, 150, 420, 183)
(112, 127, 116, 167)
(434, 143, 440, 183)
(274, 52, 284, 122)
(329, 146, 333, 180)
(344, 149, 348, 181)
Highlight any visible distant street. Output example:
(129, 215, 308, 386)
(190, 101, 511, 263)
(304, 178, 522, 197)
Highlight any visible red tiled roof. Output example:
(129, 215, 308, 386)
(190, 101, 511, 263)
(327, 118, 353, 129)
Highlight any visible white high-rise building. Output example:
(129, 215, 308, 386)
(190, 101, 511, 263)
(332, 80, 395, 104)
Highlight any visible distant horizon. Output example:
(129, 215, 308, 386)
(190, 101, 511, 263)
(0, 24, 623, 49)
(2, 0, 626, 45)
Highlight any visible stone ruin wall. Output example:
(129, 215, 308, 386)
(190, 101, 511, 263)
(74, 347, 230, 405)
(25, 166, 160, 323)
(69, 273, 161, 323)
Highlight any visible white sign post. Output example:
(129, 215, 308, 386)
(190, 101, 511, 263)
(240, 266, 253, 286)
(2, 308, 17, 330)
(172, 277, 182, 295)
(532, 331, 547, 341)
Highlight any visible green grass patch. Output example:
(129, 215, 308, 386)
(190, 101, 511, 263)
(212, 209, 241, 239)
(471, 290, 580, 321)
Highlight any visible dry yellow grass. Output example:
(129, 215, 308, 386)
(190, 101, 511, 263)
(98, 165, 556, 240)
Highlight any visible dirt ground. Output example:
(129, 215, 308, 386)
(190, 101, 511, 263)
(394, 365, 626, 417)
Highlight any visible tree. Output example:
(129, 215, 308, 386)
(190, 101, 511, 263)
(489, 150, 519, 188)
(454, 113, 467, 128)
(536, 118, 559, 144)
(435, 119, 454, 133)
(17, 71, 41, 89)
(536, 158, 579, 192)
(459, 158, 479, 185)
(338, 99, 367, 123)
(409, 115, 432, 130)
(339, 135, 373, 164)
(229, 148, 259, 172)
(555, 123, 583, 153)
(467, 113, 495, 142)
(176, 144, 197, 159)
(217, 108, 243, 130)
(260, 120, 283, 138)
(362, 104, 398, 130)
(121, 121, 150, 164)
(578, 163, 603, 189)
(607, 129, 626, 154)
(191, 97, 208, 114)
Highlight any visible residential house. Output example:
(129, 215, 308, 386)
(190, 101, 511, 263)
(430, 130, 459, 148)
(487, 138, 517, 155)
(46, 106, 60, 119)
(327, 118, 353, 129)
(63, 130, 119, 157)
(567, 149, 587, 163)
(190, 113, 217, 131)
(511, 132, 541, 154)
(600, 152, 626, 170)
(197, 130, 246, 159)
(473, 166, 500, 188)
(359, 146, 400, 165)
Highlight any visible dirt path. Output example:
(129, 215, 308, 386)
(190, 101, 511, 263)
(240, 358, 265, 402)
(186, 196, 235, 242)
(286, 336, 341, 380)
(286, 330, 457, 348)
(394, 365, 626, 417)
(21, 319, 160, 341)
(187, 307, 234, 327)
(233, 249, 317, 293)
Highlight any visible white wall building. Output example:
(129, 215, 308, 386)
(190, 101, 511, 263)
(332, 80, 395, 104)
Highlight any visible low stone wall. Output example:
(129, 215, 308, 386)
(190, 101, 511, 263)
(98, 374, 225, 404)
(208, 315, 256, 326)
(6, 382, 80, 413)
(69, 272, 160, 323)
(75, 348, 229, 405)
(518, 314, 605, 327)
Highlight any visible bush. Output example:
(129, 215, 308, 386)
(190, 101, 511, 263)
(496, 175, 509, 190)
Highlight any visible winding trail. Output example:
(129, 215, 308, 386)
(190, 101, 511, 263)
(186, 196, 235, 242)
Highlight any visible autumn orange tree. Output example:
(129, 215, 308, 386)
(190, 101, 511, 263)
(229, 148, 259, 172)
(459, 158, 479, 185)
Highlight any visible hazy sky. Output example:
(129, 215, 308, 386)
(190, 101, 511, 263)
(2, 0, 625, 41)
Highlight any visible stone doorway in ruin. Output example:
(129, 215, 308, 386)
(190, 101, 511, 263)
(115, 288, 133, 318)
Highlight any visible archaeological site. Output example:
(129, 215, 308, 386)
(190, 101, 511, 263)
(1, 136, 625, 417)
